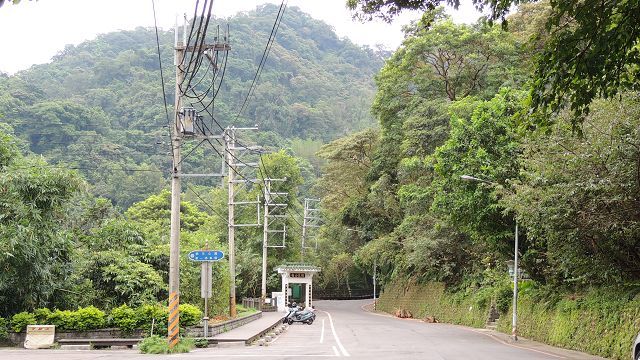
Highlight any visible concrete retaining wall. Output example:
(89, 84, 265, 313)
(6, 311, 262, 346)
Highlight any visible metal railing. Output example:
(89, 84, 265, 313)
(241, 297, 278, 311)
(314, 288, 379, 300)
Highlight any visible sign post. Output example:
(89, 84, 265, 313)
(188, 249, 224, 339)
(201, 262, 212, 338)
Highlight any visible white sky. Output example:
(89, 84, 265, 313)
(0, 0, 482, 74)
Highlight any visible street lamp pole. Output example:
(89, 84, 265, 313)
(512, 220, 518, 341)
(460, 175, 518, 341)
(373, 257, 377, 311)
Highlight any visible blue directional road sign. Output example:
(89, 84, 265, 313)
(188, 250, 224, 262)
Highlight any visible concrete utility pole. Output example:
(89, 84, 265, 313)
(225, 127, 237, 318)
(167, 13, 230, 346)
(260, 178, 287, 305)
(261, 179, 271, 306)
(167, 15, 186, 350)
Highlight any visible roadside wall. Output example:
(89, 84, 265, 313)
(496, 291, 640, 360)
(376, 280, 487, 328)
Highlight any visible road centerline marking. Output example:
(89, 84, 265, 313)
(320, 318, 325, 344)
(323, 310, 350, 357)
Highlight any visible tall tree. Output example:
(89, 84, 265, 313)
(348, 0, 640, 123)
(0, 129, 82, 315)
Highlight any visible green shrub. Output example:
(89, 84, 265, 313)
(135, 304, 168, 335)
(495, 285, 513, 314)
(138, 335, 193, 354)
(0, 317, 9, 339)
(110, 305, 138, 332)
(193, 338, 209, 348)
(74, 306, 106, 331)
(496, 287, 640, 360)
(33, 308, 52, 324)
(46, 310, 76, 331)
(10, 312, 36, 333)
(179, 304, 202, 327)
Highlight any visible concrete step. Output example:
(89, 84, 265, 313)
(60, 344, 91, 350)
(214, 341, 246, 348)
(485, 321, 498, 330)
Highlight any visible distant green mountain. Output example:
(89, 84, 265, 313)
(0, 4, 382, 208)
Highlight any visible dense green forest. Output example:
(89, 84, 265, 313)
(315, 1, 640, 358)
(0, 4, 382, 208)
(0, 5, 382, 319)
(1, 0, 640, 357)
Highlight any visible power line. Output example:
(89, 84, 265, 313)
(181, 0, 214, 94)
(10, 164, 166, 173)
(185, 182, 230, 226)
(152, 0, 174, 168)
(234, 1, 287, 122)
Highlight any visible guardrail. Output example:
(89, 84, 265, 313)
(314, 289, 380, 300)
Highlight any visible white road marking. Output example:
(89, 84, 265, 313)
(466, 328, 565, 359)
(323, 310, 350, 357)
(333, 346, 340, 356)
(320, 319, 325, 344)
(193, 355, 338, 357)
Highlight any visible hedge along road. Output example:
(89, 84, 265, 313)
(0, 299, 607, 359)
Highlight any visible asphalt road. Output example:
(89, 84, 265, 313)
(0, 299, 605, 359)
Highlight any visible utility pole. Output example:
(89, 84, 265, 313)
(301, 198, 321, 260)
(225, 127, 260, 317)
(261, 179, 271, 306)
(225, 127, 237, 318)
(167, 13, 230, 345)
(261, 178, 287, 305)
(167, 15, 186, 350)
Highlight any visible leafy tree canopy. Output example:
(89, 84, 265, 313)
(348, 0, 640, 124)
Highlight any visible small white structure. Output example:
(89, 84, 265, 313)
(24, 325, 55, 349)
(274, 263, 321, 312)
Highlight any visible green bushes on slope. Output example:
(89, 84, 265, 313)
(376, 280, 488, 328)
(497, 289, 640, 360)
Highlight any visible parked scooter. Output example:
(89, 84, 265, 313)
(283, 302, 316, 325)
(283, 302, 300, 324)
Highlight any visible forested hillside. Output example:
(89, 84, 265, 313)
(0, 4, 382, 208)
(315, 4, 640, 359)
(0, 4, 382, 336)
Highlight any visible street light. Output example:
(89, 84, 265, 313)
(460, 174, 519, 341)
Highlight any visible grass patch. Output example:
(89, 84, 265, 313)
(138, 335, 194, 354)
(236, 304, 258, 318)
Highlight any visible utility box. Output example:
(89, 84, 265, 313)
(179, 107, 196, 136)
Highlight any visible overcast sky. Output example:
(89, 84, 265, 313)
(0, 0, 482, 74)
